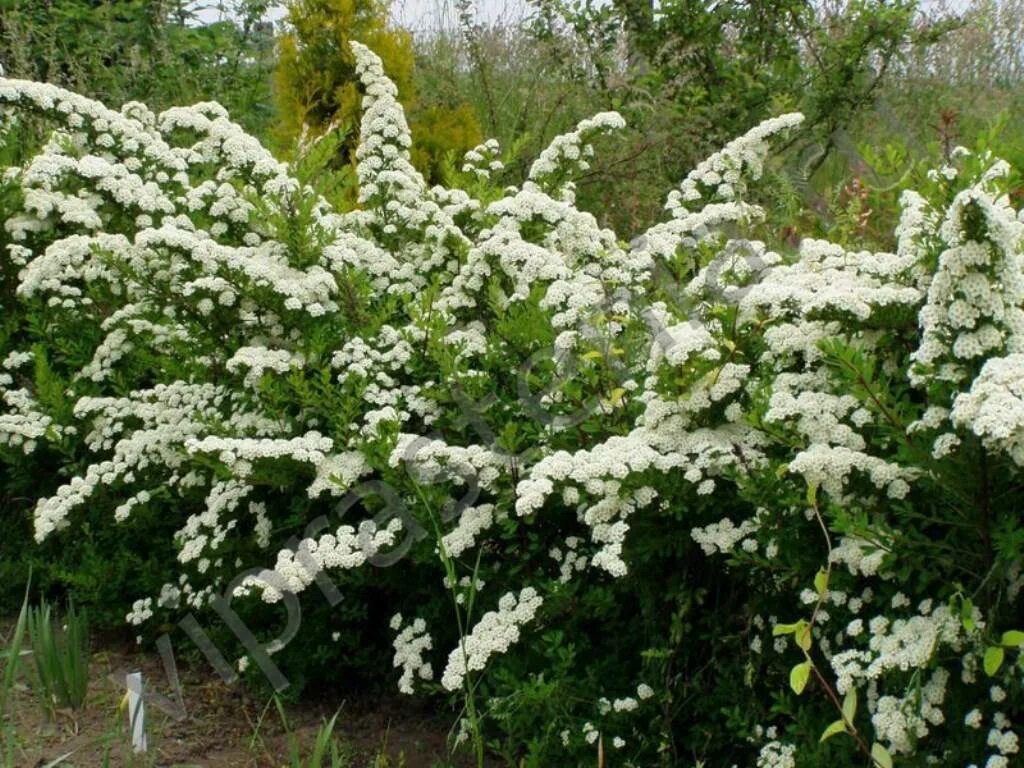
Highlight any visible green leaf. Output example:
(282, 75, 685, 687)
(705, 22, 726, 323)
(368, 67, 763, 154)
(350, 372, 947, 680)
(773, 621, 799, 636)
(806, 482, 818, 506)
(820, 719, 847, 742)
(795, 622, 813, 652)
(961, 597, 976, 632)
(842, 688, 857, 723)
(814, 568, 829, 597)
(984, 645, 1005, 676)
(789, 661, 811, 694)
(1000, 630, 1024, 648)
(2, 572, 31, 719)
(871, 742, 893, 768)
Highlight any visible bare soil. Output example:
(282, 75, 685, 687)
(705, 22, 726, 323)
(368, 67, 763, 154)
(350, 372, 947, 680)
(4, 628, 466, 768)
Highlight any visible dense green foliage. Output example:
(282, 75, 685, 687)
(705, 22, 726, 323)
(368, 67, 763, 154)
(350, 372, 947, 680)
(0, 2, 1022, 766)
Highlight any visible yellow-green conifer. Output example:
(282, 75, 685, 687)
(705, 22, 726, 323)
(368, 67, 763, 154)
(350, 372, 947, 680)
(274, 0, 480, 185)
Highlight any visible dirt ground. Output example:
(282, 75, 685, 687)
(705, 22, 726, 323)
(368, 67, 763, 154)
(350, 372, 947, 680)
(4, 628, 467, 768)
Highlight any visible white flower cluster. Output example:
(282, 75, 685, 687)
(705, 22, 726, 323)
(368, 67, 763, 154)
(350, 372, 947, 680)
(443, 503, 505, 557)
(911, 181, 1024, 387)
(549, 536, 589, 583)
(350, 41, 422, 209)
(516, 424, 756, 575)
(461, 138, 503, 180)
(32, 382, 237, 540)
(829, 536, 890, 577)
(390, 614, 434, 694)
(391, 434, 507, 492)
(952, 353, 1024, 464)
(227, 346, 305, 388)
(788, 444, 912, 500)
(528, 111, 624, 203)
(691, 516, 760, 556)
(829, 603, 968, 701)
(872, 668, 949, 754)
(248, 517, 404, 602)
(755, 740, 797, 768)
(440, 587, 543, 691)
(669, 112, 804, 212)
(186, 432, 334, 479)
(0, 384, 70, 453)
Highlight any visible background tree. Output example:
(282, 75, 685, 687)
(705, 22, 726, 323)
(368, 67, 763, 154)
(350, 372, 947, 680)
(0, 0, 277, 134)
(521, 0, 952, 230)
(274, 0, 482, 184)
(273, 0, 415, 143)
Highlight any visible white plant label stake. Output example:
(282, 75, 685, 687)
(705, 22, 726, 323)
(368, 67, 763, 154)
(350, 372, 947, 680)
(126, 671, 147, 753)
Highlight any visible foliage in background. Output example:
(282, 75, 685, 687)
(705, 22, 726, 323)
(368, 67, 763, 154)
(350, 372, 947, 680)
(274, 0, 416, 145)
(411, 11, 596, 193)
(875, 0, 1024, 174)
(508, 0, 957, 230)
(274, 0, 482, 185)
(0, 0, 277, 135)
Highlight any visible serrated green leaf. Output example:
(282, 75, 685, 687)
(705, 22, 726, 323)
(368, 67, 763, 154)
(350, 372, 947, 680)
(789, 660, 811, 694)
(871, 742, 893, 768)
(820, 719, 847, 742)
(984, 645, 1005, 676)
(842, 688, 857, 723)
(1000, 630, 1024, 648)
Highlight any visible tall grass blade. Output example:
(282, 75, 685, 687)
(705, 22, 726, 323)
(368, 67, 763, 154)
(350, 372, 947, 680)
(1, 575, 31, 719)
(27, 598, 89, 714)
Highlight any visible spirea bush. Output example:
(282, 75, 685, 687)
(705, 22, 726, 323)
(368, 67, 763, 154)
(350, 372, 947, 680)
(1, 42, 1023, 767)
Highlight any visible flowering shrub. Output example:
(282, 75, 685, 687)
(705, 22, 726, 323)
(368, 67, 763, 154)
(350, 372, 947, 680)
(1, 41, 1023, 767)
